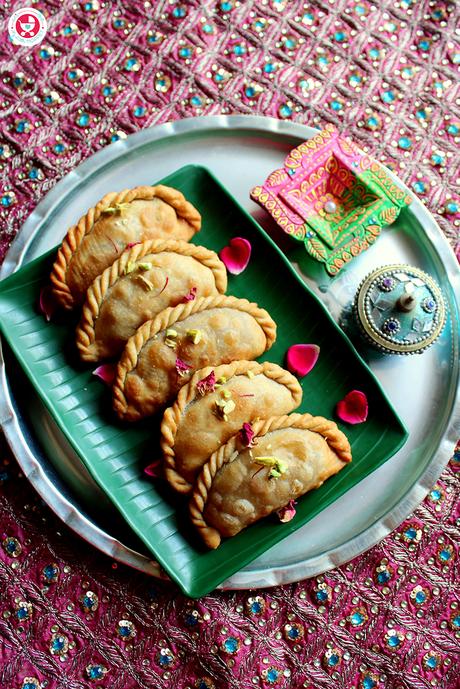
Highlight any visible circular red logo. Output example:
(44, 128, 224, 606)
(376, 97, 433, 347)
(15, 13, 40, 38)
(8, 7, 47, 46)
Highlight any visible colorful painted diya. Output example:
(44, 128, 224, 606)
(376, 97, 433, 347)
(250, 124, 412, 275)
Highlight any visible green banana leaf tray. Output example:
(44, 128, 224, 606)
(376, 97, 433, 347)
(0, 165, 408, 597)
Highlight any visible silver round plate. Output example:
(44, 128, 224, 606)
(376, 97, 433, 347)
(0, 115, 459, 589)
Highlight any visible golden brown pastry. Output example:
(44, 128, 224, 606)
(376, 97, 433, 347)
(160, 361, 303, 494)
(76, 239, 227, 362)
(112, 296, 277, 422)
(50, 186, 201, 310)
(190, 413, 352, 548)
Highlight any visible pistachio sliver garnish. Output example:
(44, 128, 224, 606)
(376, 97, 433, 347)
(138, 262, 152, 271)
(253, 456, 277, 467)
(165, 329, 178, 349)
(215, 396, 236, 421)
(223, 400, 235, 415)
(137, 274, 154, 291)
(186, 328, 202, 344)
(253, 455, 287, 480)
(269, 459, 288, 479)
(103, 202, 131, 215)
(275, 458, 288, 474)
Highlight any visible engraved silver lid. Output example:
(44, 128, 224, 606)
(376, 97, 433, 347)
(354, 264, 447, 355)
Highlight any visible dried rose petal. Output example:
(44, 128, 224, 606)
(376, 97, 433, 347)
(39, 285, 58, 322)
(144, 459, 162, 478)
(286, 344, 320, 377)
(239, 422, 255, 448)
(182, 286, 197, 303)
(125, 241, 141, 250)
(92, 364, 117, 386)
(196, 370, 216, 396)
(277, 500, 297, 523)
(336, 390, 368, 424)
(219, 237, 252, 275)
(175, 357, 192, 377)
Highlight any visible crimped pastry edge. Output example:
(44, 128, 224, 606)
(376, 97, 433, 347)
(189, 412, 352, 548)
(50, 185, 202, 310)
(75, 238, 227, 362)
(112, 295, 277, 421)
(160, 360, 303, 495)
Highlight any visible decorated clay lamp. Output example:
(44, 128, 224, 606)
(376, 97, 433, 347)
(250, 124, 412, 275)
(354, 264, 446, 355)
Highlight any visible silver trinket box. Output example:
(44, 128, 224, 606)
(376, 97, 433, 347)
(354, 264, 447, 355)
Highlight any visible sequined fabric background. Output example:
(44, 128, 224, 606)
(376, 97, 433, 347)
(0, 1, 459, 688)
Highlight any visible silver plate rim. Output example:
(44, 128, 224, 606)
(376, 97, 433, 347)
(0, 114, 458, 590)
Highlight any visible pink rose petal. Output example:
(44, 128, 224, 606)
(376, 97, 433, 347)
(126, 241, 141, 250)
(92, 364, 117, 386)
(144, 459, 162, 478)
(277, 500, 297, 523)
(175, 357, 192, 377)
(239, 422, 255, 448)
(196, 370, 216, 396)
(219, 237, 252, 275)
(182, 286, 197, 303)
(39, 286, 58, 322)
(336, 390, 368, 424)
(286, 344, 320, 377)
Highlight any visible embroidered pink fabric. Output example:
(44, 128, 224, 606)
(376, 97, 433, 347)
(0, 1, 459, 688)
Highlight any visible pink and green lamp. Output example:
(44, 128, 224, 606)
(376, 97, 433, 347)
(250, 124, 413, 276)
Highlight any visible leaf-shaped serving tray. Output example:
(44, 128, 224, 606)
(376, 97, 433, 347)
(0, 165, 407, 597)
